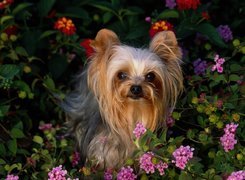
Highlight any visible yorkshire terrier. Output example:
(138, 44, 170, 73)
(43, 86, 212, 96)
(63, 29, 183, 169)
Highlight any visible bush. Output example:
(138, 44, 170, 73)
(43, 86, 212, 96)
(0, 0, 244, 179)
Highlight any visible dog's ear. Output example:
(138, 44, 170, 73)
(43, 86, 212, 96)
(90, 29, 120, 53)
(149, 31, 182, 62)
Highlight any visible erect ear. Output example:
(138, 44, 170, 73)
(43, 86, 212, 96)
(90, 29, 120, 53)
(149, 31, 182, 62)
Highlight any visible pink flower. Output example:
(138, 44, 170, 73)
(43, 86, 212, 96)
(227, 170, 245, 180)
(166, 115, 175, 127)
(71, 151, 80, 167)
(220, 123, 238, 152)
(48, 165, 67, 180)
(117, 166, 137, 180)
(145, 17, 151, 23)
(5, 174, 19, 180)
(104, 169, 113, 180)
(211, 54, 225, 73)
(39, 123, 52, 131)
(155, 161, 168, 176)
(224, 123, 239, 134)
(172, 145, 194, 170)
(133, 122, 146, 138)
(220, 133, 237, 152)
(139, 152, 155, 174)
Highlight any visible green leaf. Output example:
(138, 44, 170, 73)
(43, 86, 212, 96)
(103, 12, 113, 24)
(7, 139, 17, 155)
(12, 2, 33, 15)
(214, 74, 226, 83)
(13, 80, 31, 93)
(229, 74, 240, 82)
(224, 103, 235, 109)
(195, 23, 227, 48)
(10, 128, 25, 139)
(43, 76, 55, 91)
(62, 7, 90, 20)
(179, 171, 193, 180)
(0, 64, 20, 79)
(230, 64, 242, 72)
(15, 46, 28, 57)
(0, 158, 6, 165)
(89, 1, 114, 13)
(37, 0, 56, 17)
(39, 30, 57, 40)
(0, 105, 10, 117)
(7, 49, 19, 60)
(33, 135, 44, 145)
(0, 15, 14, 25)
(157, 9, 179, 19)
(0, 144, 6, 157)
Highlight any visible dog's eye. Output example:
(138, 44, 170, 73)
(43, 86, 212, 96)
(117, 72, 127, 80)
(145, 72, 155, 82)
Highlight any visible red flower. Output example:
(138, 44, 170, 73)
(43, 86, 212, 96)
(54, 17, 76, 36)
(80, 39, 94, 58)
(0, 0, 14, 9)
(176, 0, 201, 10)
(201, 12, 210, 20)
(149, 20, 173, 38)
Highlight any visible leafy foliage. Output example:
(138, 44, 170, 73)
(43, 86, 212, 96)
(0, 0, 244, 179)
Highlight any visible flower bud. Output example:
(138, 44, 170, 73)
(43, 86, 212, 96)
(232, 39, 240, 47)
(0, 33, 8, 41)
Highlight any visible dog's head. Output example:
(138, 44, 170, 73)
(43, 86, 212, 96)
(87, 29, 183, 133)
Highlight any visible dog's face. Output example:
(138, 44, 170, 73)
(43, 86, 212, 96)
(87, 29, 183, 132)
(107, 45, 165, 104)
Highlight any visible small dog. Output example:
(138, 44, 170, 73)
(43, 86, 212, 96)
(63, 29, 183, 169)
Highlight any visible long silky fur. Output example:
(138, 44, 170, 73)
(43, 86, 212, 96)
(61, 68, 103, 165)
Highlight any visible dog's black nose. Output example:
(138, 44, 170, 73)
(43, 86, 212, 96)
(130, 85, 142, 95)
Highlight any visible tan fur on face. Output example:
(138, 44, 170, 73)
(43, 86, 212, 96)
(86, 29, 183, 169)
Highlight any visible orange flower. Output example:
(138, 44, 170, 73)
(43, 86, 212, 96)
(54, 17, 76, 36)
(149, 20, 173, 38)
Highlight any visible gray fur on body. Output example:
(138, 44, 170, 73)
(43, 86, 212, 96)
(61, 68, 103, 165)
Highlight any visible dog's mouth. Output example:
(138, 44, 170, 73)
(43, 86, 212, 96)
(127, 94, 144, 100)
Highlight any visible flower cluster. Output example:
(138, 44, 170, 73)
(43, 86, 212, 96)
(139, 152, 155, 174)
(80, 39, 94, 58)
(227, 170, 245, 180)
(104, 169, 113, 180)
(149, 20, 173, 38)
(133, 122, 146, 138)
(5, 174, 19, 180)
(117, 166, 137, 180)
(176, 0, 201, 10)
(220, 123, 238, 152)
(211, 54, 225, 73)
(172, 145, 194, 170)
(217, 25, 233, 42)
(54, 17, 76, 36)
(193, 58, 207, 76)
(48, 165, 67, 180)
(71, 151, 80, 167)
(139, 152, 168, 175)
(155, 161, 168, 176)
(0, 0, 14, 9)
